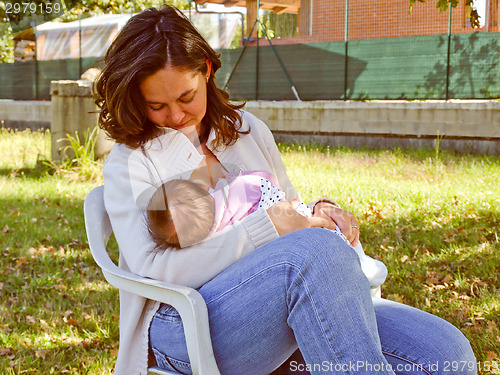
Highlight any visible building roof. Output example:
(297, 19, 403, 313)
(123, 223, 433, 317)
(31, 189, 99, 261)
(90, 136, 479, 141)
(194, 0, 299, 14)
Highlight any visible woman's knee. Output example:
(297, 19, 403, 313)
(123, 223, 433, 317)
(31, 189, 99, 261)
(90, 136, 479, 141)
(274, 228, 364, 280)
(375, 299, 477, 375)
(433, 320, 477, 374)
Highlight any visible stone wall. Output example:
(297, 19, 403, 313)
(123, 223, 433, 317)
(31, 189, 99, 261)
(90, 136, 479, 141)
(245, 100, 500, 155)
(0, 100, 51, 131)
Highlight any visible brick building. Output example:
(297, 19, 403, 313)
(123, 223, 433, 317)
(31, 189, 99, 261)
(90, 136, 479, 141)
(194, 0, 500, 43)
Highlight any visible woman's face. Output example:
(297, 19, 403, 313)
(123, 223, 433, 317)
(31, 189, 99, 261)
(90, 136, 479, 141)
(140, 65, 208, 134)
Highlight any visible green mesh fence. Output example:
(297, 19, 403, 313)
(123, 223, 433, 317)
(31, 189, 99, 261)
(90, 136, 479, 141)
(0, 32, 498, 100)
(0, 57, 101, 100)
(217, 32, 499, 101)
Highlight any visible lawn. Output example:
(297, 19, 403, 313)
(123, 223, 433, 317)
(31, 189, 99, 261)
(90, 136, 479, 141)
(0, 128, 499, 374)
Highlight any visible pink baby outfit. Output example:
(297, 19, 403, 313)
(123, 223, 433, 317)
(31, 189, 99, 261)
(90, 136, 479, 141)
(209, 170, 311, 234)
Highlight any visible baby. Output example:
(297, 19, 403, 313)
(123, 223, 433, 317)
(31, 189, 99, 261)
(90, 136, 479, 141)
(146, 170, 388, 288)
(147, 170, 312, 249)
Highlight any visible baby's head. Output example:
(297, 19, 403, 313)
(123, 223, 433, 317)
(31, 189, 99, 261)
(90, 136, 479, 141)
(146, 179, 215, 249)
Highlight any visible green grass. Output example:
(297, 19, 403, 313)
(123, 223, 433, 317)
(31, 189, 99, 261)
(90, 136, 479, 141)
(0, 129, 499, 374)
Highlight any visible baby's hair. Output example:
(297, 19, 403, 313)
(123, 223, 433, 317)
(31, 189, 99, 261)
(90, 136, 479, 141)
(146, 179, 215, 249)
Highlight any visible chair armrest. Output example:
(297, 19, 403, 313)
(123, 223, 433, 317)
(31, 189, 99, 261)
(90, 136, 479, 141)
(100, 265, 220, 375)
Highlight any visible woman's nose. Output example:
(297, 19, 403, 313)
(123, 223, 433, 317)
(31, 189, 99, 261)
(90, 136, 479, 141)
(168, 105, 185, 124)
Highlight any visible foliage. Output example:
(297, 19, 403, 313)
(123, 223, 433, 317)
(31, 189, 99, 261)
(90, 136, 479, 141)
(409, 0, 480, 28)
(1, 0, 66, 32)
(56, 0, 189, 22)
(40, 126, 103, 182)
(58, 126, 102, 181)
(260, 11, 298, 40)
(0, 22, 13, 63)
(229, 21, 243, 49)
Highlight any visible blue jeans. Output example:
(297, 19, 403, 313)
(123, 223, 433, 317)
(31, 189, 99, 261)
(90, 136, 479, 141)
(149, 228, 476, 374)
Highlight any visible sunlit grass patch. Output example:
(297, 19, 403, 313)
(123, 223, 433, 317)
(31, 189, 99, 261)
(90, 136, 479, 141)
(279, 142, 500, 370)
(0, 132, 498, 373)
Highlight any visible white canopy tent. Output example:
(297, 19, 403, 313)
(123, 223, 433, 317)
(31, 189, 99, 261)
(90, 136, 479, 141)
(30, 11, 240, 61)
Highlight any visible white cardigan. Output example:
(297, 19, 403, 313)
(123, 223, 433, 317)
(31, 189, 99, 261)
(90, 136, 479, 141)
(103, 111, 301, 374)
(102, 111, 386, 374)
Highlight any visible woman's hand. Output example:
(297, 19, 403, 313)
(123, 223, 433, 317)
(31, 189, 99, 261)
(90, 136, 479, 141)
(267, 199, 336, 236)
(313, 201, 360, 246)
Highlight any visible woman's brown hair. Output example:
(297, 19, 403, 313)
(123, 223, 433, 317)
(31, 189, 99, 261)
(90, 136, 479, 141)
(94, 5, 246, 149)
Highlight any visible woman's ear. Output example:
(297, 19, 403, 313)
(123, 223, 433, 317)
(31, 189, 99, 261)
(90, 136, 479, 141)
(206, 59, 212, 80)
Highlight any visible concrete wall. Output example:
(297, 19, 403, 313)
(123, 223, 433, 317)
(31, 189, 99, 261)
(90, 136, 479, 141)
(0, 100, 51, 131)
(1, 96, 498, 156)
(245, 100, 500, 155)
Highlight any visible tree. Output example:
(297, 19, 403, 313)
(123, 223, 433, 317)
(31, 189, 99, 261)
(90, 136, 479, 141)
(260, 11, 298, 39)
(57, 0, 189, 22)
(409, 0, 480, 28)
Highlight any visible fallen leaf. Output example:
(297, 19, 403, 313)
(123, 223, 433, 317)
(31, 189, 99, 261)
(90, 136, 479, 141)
(0, 348, 14, 356)
(2, 225, 9, 233)
(426, 277, 439, 286)
(486, 351, 498, 361)
(63, 316, 78, 327)
(35, 350, 47, 359)
(387, 294, 404, 303)
(487, 320, 497, 333)
(15, 257, 27, 267)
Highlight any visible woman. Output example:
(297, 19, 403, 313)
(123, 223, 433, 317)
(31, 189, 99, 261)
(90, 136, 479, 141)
(95, 6, 476, 375)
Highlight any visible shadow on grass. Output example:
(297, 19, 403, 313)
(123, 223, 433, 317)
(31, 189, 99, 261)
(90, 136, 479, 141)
(0, 167, 44, 178)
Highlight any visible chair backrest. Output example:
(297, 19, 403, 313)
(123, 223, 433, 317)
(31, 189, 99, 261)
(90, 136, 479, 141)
(84, 186, 221, 375)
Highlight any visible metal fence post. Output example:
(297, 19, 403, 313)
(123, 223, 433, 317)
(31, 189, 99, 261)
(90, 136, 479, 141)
(446, 5, 452, 100)
(256, 0, 260, 100)
(79, 13, 82, 77)
(34, 18, 39, 100)
(344, 0, 349, 100)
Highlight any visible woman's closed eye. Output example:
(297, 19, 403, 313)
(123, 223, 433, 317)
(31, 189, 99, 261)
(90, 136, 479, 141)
(179, 94, 195, 103)
(149, 104, 166, 111)
(148, 95, 195, 110)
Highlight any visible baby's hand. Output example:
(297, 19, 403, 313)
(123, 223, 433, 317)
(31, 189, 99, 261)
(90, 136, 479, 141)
(267, 199, 336, 236)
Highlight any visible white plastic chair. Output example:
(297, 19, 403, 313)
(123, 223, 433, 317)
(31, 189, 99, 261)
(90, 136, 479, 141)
(84, 186, 221, 375)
